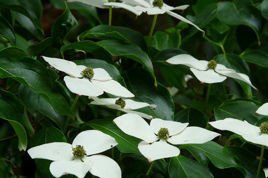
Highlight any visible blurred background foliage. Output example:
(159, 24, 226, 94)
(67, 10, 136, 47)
(1, 0, 268, 177)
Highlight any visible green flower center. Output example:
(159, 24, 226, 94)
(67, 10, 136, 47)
(153, 0, 163, 8)
(207, 60, 217, 70)
(158, 128, 169, 140)
(115, 98, 126, 108)
(81, 67, 94, 79)
(260, 122, 268, 134)
(72, 145, 86, 161)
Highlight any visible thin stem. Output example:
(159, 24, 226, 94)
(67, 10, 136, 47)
(256, 146, 265, 178)
(146, 162, 154, 176)
(205, 84, 211, 103)
(109, 7, 113, 26)
(64, 95, 80, 131)
(71, 95, 80, 111)
(149, 15, 158, 37)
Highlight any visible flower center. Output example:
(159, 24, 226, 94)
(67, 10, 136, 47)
(207, 60, 217, 70)
(153, 0, 163, 8)
(260, 122, 268, 134)
(81, 67, 94, 79)
(158, 128, 169, 140)
(115, 98, 126, 108)
(72, 145, 86, 161)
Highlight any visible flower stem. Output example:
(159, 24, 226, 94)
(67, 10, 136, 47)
(256, 146, 265, 178)
(109, 7, 113, 26)
(149, 15, 158, 37)
(146, 162, 154, 176)
(71, 95, 80, 111)
(206, 84, 211, 103)
(64, 95, 80, 131)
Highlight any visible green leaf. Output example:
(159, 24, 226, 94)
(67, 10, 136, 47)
(81, 25, 145, 47)
(214, 100, 260, 124)
(216, 2, 260, 42)
(168, 156, 213, 178)
(0, 158, 10, 178)
(175, 108, 208, 127)
(18, 85, 65, 126)
(28, 37, 57, 56)
(0, 16, 15, 44)
(148, 30, 181, 51)
(229, 147, 264, 178)
(17, 0, 43, 20)
(88, 119, 139, 154)
(60, 40, 99, 54)
(128, 71, 174, 120)
(0, 47, 27, 58)
(0, 56, 71, 116)
(183, 141, 238, 169)
(0, 91, 28, 150)
(97, 40, 156, 84)
(0, 2, 43, 39)
(51, 4, 78, 42)
(61, 40, 156, 83)
(241, 49, 268, 67)
(30, 126, 66, 146)
(261, 0, 268, 20)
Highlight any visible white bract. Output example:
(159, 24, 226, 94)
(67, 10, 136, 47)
(104, 0, 203, 32)
(256, 103, 268, 116)
(28, 130, 121, 178)
(114, 113, 219, 162)
(90, 97, 155, 119)
(43, 56, 134, 98)
(166, 54, 256, 89)
(264, 168, 268, 177)
(210, 118, 268, 146)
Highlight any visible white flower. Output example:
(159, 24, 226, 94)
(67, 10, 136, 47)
(90, 97, 155, 119)
(256, 103, 268, 116)
(43, 56, 134, 98)
(166, 54, 256, 89)
(104, 0, 203, 32)
(264, 168, 268, 177)
(28, 130, 121, 178)
(210, 118, 268, 146)
(68, 0, 109, 8)
(114, 113, 220, 162)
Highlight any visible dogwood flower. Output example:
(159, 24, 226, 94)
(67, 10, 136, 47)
(166, 54, 256, 89)
(114, 113, 219, 162)
(256, 103, 268, 116)
(43, 56, 134, 98)
(90, 97, 155, 119)
(28, 130, 121, 178)
(104, 0, 203, 32)
(210, 118, 268, 146)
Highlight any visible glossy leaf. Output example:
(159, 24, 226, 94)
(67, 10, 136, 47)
(81, 25, 145, 47)
(0, 16, 15, 44)
(184, 141, 238, 169)
(169, 156, 213, 178)
(88, 119, 139, 154)
(240, 49, 268, 68)
(0, 56, 71, 116)
(0, 91, 28, 150)
(214, 100, 260, 124)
